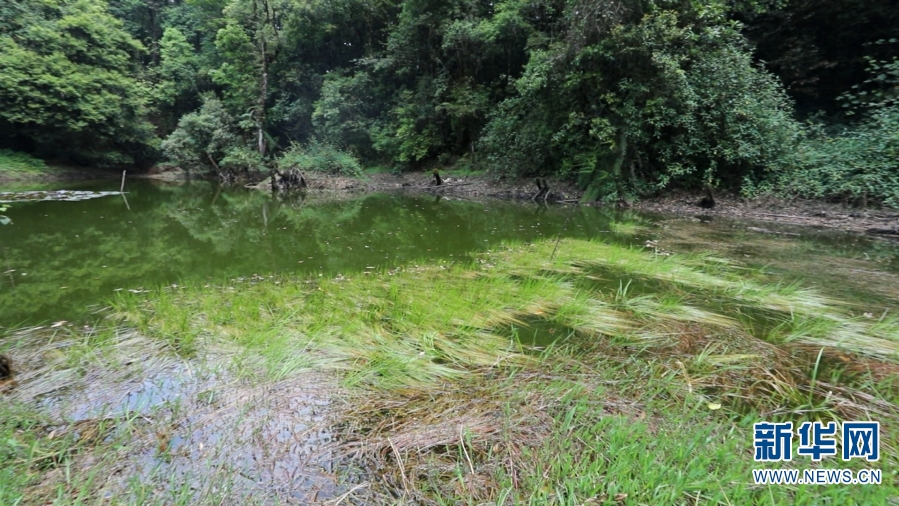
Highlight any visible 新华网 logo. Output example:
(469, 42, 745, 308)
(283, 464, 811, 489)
(753, 421, 879, 462)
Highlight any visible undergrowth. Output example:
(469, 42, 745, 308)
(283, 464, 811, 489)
(0, 150, 53, 179)
(277, 140, 363, 177)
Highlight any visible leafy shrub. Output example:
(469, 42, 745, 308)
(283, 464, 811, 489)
(160, 96, 241, 172)
(220, 146, 267, 174)
(277, 141, 362, 177)
(781, 110, 899, 207)
(480, 9, 801, 200)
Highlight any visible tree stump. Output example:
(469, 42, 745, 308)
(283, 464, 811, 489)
(272, 168, 307, 192)
(0, 354, 11, 380)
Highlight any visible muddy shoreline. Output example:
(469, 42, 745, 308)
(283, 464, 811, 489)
(632, 189, 899, 237)
(277, 171, 899, 236)
(6, 167, 899, 236)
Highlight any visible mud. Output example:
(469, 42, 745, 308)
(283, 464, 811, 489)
(634, 189, 899, 236)
(269, 173, 899, 236)
(3, 327, 368, 504)
(251, 171, 585, 203)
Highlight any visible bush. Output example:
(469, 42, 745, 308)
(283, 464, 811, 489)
(781, 110, 899, 207)
(0, 150, 49, 178)
(479, 10, 801, 200)
(160, 96, 241, 172)
(277, 141, 362, 177)
(775, 57, 899, 208)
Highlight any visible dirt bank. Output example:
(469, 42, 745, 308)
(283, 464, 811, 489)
(633, 190, 899, 237)
(254, 170, 584, 201)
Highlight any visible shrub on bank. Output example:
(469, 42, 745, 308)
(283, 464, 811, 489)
(277, 141, 362, 177)
(767, 56, 899, 208)
(0, 150, 49, 178)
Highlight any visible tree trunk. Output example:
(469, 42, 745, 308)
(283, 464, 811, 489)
(254, 0, 269, 157)
(612, 132, 628, 204)
(257, 43, 268, 156)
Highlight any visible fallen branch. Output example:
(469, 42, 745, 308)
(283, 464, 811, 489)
(205, 152, 221, 173)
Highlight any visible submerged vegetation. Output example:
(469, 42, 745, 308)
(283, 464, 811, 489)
(4, 235, 894, 503)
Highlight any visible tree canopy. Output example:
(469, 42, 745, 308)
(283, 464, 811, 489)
(0, 0, 156, 166)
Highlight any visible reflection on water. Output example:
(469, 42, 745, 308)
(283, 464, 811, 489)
(1, 179, 897, 327)
(0, 180, 627, 326)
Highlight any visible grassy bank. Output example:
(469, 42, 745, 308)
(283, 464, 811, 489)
(0, 150, 59, 180)
(3, 238, 897, 504)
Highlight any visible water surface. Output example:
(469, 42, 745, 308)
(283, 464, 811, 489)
(1, 179, 897, 328)
(0, 180, 625, 326)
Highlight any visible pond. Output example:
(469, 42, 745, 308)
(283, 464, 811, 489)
(3, 177, 899, 505)
(0, 179, 628, 327)
(1, 178, 897, 328)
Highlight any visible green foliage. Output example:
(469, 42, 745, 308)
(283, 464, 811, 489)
(481, 7, 801, 199)
(774, 56, 899, 207)
(219, 145, 267, 173)
(210, 21, 260, 112)
(160, 96, 242, 172)
(277, 141, 362, 177)
(371, 87, 445, 165)
(155, 27, 201, 112)
(0, 0, 891, 197)
(0, 150, 49, 178)
(744, 0, 897, 112)
(312, 72, 378, 154)
(837, 53, 899, 117)
(0, 0, 156, 165)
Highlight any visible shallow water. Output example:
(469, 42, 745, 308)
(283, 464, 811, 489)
(1, 178, 897, 328)
(3, 179, 899, 504)
(0, 179, 629, 326)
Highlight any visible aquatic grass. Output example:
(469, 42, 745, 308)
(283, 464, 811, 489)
(379, 349, 897, 505)
(98, 237, 899, 502)
(111, 238, 899, 404)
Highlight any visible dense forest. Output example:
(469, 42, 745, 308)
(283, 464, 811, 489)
(1, 0, 897, 204)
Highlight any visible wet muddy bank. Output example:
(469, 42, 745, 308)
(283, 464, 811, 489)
(634, 189, 899, 236)
(1, 326, 371, 504)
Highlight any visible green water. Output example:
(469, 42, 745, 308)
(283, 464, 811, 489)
(2, 179, 897, 328)
(0, 180, 633, 326)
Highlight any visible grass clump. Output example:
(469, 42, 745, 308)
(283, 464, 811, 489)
(277, 140, 362, 177)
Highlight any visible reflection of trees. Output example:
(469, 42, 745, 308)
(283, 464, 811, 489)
(0, 181, 619, 326)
